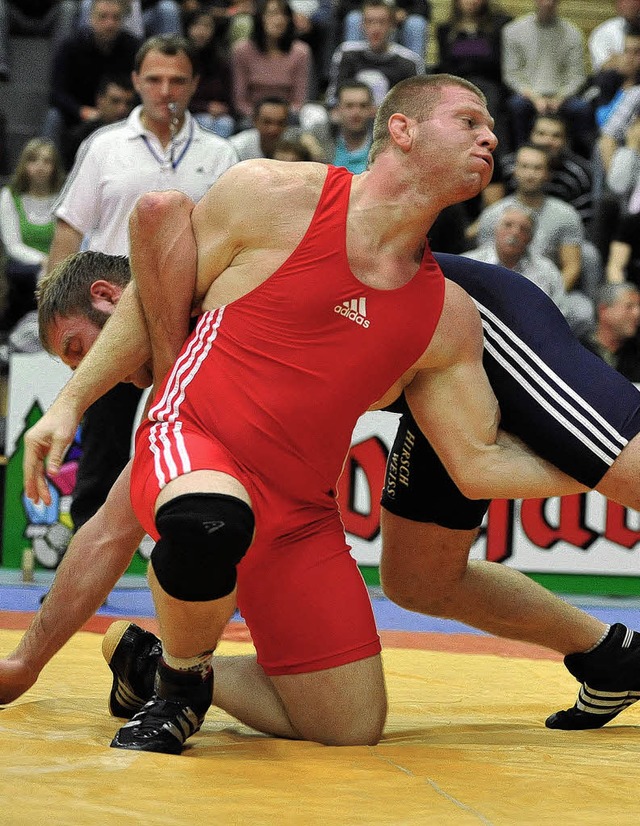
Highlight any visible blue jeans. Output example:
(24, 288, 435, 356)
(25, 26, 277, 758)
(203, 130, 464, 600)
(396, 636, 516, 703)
(193, 112, 235, 139)
(507, 93, 595, 155)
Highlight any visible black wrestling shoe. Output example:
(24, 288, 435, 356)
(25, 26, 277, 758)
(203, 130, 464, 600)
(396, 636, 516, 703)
(546, 624, 640, 730)
(102, 621, 162, 719)
(110, 661, 213, 754)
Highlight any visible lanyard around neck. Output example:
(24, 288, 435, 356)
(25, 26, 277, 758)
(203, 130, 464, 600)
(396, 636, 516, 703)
(141, 118, 195, 171)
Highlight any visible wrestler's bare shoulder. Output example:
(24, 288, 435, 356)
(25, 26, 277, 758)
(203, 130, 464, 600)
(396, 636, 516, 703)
(240, 158, 329, 189)
(197, 160, 333, 307)
(199, 158, 330, 217)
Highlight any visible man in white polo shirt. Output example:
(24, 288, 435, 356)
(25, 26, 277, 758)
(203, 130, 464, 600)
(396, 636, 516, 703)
(50, 33, 237, 260)
(45, 32, 238, 537)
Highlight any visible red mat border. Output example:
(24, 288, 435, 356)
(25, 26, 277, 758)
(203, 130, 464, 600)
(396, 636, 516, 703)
(0, 611, 561, 661)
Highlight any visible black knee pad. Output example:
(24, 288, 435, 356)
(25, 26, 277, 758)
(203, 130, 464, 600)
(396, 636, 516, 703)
(151, 492, 255, 602)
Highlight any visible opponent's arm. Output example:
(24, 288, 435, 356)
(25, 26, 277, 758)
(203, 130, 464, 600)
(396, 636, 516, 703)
(55, 163, 250, 404)
(130, 162, 265, 383)
(34, 193, 199, 425)
(25, 192, 202, 499)
(0, 462, 144, 704)
(405, 281, 588, 500)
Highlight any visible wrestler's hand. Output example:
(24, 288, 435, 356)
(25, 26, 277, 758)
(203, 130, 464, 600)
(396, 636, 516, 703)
(0, 655, 39, 704)
(23, 400, 81, 505)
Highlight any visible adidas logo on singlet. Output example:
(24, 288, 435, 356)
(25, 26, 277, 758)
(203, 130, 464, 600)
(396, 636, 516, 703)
(334, 297, 370, 328)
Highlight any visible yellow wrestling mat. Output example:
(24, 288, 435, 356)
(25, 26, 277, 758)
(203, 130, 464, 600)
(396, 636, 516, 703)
(1, 630, 640, 826)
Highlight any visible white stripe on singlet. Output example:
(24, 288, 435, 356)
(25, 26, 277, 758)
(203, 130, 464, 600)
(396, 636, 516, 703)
(474, 299, 628, 467)
(148, 308, 225, 487)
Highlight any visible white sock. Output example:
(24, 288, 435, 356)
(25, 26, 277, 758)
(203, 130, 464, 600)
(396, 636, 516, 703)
(583, 625, 611, 654)
(162, 649, 213, 679)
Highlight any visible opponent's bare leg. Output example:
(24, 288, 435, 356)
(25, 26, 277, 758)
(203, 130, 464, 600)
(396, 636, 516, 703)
(596, 431, 640, 511)
(379, 508, 606, 654)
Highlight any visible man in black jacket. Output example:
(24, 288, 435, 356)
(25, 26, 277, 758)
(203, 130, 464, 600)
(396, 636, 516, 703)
(49, 0, 140, 131)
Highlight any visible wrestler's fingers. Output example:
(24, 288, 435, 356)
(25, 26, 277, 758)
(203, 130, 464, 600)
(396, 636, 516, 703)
(46, 435, 73, 478)
(23, 441, 44, 501)
(23, 432, 58, 505)
(0, 657, 38, 705)
(24, 467, 50, 507)
(23, 475, 40, 506)
(23, 449, 52, 506)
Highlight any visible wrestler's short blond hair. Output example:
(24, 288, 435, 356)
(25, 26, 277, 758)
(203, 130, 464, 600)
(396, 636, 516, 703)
(369, 74, 487, 165)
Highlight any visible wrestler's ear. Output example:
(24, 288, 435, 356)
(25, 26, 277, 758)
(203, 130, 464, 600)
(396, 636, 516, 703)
(387, 113, 412, 152)
(89, 279, 123, 312)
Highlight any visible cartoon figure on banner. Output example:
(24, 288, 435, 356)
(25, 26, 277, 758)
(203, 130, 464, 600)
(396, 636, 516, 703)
(20, 425, 81, 568)
(2, 393, 150, 574)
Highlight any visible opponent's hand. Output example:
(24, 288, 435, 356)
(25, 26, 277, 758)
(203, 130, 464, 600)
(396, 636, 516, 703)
(0, 655, 39, 704)
(23, 402, 80, 505)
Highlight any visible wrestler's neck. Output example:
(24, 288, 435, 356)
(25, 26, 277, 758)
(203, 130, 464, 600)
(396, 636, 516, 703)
(354, 160, 446, 251)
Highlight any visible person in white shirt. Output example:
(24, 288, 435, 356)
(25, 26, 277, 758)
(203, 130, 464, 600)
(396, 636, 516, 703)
(589, 0, 640, 73)
(51, 35, 238, 261)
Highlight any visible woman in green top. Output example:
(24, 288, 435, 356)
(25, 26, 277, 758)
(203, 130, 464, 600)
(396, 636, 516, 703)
(0, 138, 65, 332)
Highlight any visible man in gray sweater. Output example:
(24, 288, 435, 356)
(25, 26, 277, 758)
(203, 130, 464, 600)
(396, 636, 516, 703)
(501, 0, 594, 155)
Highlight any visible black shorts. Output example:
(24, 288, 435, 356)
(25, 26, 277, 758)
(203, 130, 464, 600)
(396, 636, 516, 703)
(381, 254, 640, 529)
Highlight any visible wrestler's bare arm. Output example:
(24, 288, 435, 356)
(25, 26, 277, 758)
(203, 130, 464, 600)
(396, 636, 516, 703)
(404, 280, 588, 500)
(0, 463, 144, 704)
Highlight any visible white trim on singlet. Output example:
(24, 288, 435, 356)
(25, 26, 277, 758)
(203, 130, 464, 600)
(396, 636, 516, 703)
(474, 298, 628, 467)
(148, 307, 226, 487)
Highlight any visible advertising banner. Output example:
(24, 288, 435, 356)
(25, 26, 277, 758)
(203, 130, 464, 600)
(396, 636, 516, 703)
(4, 355, 640, 593)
